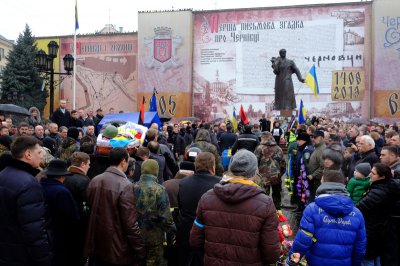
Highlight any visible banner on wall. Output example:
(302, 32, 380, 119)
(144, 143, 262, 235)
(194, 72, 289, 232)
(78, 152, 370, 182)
(59, 34, 138, 113)
(192, 3, 371, 121)
(374, 90, 400, 118)
(138, 11, 193, 118)
(372, 0, 400, 121)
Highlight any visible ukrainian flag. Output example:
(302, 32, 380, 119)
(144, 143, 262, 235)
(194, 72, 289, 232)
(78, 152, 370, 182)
(304, 65, 319, 98)
(298, 99, 306, 124)
(75, 0, 79, 30)
(231, 110, 238, 132)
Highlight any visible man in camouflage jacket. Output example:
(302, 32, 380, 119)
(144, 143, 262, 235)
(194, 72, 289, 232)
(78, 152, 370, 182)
(134, 159, 176, 266)
(254, 132, 285, 209)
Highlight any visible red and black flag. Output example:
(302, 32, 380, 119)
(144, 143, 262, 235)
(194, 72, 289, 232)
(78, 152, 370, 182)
(139, 96, 145, 125)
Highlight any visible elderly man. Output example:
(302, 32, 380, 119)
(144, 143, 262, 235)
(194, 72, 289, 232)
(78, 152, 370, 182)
(348, 135, 379, 179)
(344, 126, 360, 147)
(34, 125, 45, 141)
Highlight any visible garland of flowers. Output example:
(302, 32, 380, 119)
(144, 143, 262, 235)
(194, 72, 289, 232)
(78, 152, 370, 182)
(284, 154, 295, 196)
(296, 157, 310, 205)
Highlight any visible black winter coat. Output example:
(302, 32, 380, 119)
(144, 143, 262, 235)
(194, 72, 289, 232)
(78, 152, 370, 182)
(177, 171, 220, 264)
(41, 178, 80, 266)
(357, 178, 397, 259)
(347, 149, 379, 178)
(231, 133, 259, 154)
(51, 108, 71, 128)
(219, 131, 237, 152)
(0, 159, 51, 266)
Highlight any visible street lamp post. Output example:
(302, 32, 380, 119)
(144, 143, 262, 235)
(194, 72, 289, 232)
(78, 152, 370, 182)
(35, 41, 74, 115)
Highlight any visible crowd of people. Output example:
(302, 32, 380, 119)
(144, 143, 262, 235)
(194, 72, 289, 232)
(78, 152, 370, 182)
(0, 101, 400, 266)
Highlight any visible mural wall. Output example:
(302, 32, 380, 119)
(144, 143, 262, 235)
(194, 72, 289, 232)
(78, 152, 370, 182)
(138, 11, 193, 117)
(372, 0, 400, 123)
(192, 3, 372, 121)
(59, 34, 138, 113)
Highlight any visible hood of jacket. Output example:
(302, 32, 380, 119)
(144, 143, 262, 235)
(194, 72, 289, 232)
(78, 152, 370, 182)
(61, 137, 77, 149)
(195, 129, 211, 143)
(28, 106, 42, 123)
(315, 182, 353, 217)
(213, 181, 264, 204)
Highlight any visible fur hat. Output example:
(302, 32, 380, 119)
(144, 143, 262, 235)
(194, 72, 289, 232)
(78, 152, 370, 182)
(355, 163, 371, 177)
(228, 149, 258, 178)
(311, 130, 325, 138)
(141, 159, 159, 176)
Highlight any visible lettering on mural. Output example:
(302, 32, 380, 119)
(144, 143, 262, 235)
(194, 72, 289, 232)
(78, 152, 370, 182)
(305, 54, 362, 68)
(388, 92, 400, 116)
(155, 95, 177, 116)
(382, 16, 400, 52)
(331, 70, 364, 101)
(203, 14, 304, 43)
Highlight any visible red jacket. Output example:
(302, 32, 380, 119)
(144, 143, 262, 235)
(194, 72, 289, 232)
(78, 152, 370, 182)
(190, 182, 280, 265)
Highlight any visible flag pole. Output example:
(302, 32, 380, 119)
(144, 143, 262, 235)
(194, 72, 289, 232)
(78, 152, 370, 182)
(73, 0, 78, 110)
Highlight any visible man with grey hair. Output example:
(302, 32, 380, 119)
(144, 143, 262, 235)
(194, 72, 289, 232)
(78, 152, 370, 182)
(347, 135, 379, 179)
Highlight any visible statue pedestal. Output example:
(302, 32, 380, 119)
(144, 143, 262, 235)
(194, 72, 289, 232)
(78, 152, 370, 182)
(278, 109, 294, 117)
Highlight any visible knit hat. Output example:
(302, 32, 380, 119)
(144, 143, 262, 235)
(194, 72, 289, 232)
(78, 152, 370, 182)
(297, 132, 310, 142)
(355, 163, 371, 177)
(141, 159, 159, 176)
(228, 149, 258, 178)
(67, 127, 79, 140)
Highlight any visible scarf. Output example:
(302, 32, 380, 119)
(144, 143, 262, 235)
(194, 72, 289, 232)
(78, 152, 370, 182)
(221, 175, 259, 187)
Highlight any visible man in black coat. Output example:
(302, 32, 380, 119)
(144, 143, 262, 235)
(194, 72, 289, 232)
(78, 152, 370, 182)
(0, 136, 52, 266)
(219, 124, 237, 152)
(148, 141, 168, 183)
(51, 99, 71, 128)
(64, 152, 91, 266)
(231, 124, 260, 154)
(347, 135, 379, 179)
(177, 152, 221, 266)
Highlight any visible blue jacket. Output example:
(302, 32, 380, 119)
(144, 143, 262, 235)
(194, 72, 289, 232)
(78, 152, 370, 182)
(289, 183, 366, 266)
(0, 159, 51, 266)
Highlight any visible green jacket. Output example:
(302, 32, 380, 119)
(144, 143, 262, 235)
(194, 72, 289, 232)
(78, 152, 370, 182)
(346, 177, 370, 204)
(134, 174, 176, 247)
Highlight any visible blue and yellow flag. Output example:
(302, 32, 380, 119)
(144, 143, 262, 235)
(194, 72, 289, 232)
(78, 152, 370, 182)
(304, 65, 319, 98)
(298, 99, 306, 124)
(231, 110, 238, 132)
(75, 0, 79, 30)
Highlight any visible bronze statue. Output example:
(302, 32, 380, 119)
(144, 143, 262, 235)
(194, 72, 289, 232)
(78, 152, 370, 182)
(272, 49, 305, 110)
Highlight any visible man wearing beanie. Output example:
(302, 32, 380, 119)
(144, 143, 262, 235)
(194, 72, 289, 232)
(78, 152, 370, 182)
(346, 162, 371, 204)
(84, 147, 145, 265)
(190, 150, 280, 265)
(134, 159, 176, 266)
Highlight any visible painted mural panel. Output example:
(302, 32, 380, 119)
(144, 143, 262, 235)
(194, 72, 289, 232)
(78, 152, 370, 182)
(59, 34, 138, 113)
(193, 3, 371, 121)
(138, 11, 193, 117)
(372, 0, 400, 122)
